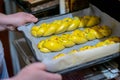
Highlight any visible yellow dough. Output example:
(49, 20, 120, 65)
(37, 25, 111, 53)
(53, 53, 66, 59)
(31, 15, 100, 37)
(43, 40, 65, 52)
(53, 36, 120, 60)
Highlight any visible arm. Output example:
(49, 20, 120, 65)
(0, 13, 11, 30)
(0, 13, 8, 25)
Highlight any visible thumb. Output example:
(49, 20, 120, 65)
(28, 62, 46, 70)
(26, 15, 38, 23)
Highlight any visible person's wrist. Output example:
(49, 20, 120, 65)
(0, 13, 8, 25)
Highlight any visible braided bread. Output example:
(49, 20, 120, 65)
(53, 36, 120, 59)
(31, 16, 100, 37)
(37, 25, 112, 53)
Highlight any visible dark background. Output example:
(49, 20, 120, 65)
(88, 0, 120, 22)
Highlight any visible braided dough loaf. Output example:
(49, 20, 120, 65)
(37, 25, 111, 53)
(53, 36, 120, 59)
(31, 16, 100, 37)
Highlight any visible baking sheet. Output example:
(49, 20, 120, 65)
(18, 4, 120, 72)
(44, 43, 120, 72)
(13, 38, 120, 74)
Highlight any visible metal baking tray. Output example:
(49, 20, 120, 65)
(14, 38, 120, 74)
(18, 4, 120, 73)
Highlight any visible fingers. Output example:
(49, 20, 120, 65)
(29, 62, 62, 80)
(24, 13, 38, 23)
(39, 70, 62, 80)
(29, 62, 46, 70)
(46, 73, 62, 80)
(15, 62, 62, 80)
(5, 12, 38, 26)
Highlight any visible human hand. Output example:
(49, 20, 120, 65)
(9, 63, 62, 80)
(6, 12, 38, 27)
